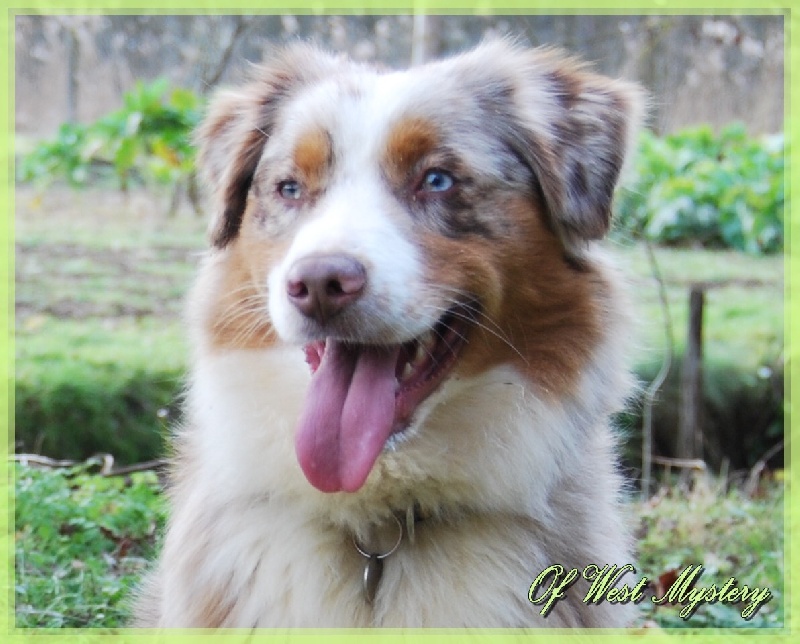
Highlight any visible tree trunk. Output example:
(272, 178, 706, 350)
(65, 26, 79, 123)
(410, 14, 443, 66)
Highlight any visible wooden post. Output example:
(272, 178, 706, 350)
(678, 286, 704, 460)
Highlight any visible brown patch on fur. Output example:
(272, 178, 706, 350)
(418, 196, 605, 397)
(201, 207, 292, 351)
(202, 248, 274, 351)
(293, 127, 332, 190)
(382, 117, 440, 182)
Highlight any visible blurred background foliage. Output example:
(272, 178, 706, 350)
(19, 79, 201, 191)
(16, 14, 783, 136)
(616, 125, 783, 254)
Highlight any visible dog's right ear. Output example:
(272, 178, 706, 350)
(196, 45, 342, 249)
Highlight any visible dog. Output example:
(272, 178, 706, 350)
(133, 40, 644, 627)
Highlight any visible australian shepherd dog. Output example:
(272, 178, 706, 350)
(133, 40, 645, 627)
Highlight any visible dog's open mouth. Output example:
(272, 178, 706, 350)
(294, 302, 475, 493)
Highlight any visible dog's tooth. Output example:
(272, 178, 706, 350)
(412, 342, 427, 367)
(402, 361, 415, 381)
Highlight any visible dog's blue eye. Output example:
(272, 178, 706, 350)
(278, 180, 302, 200)
(420, 169, 454, 193)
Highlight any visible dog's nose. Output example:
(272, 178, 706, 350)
(286, 255, 367, 323)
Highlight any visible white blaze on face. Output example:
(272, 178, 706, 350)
(260, 72, 475, 494)
(266, 73, 437, 345)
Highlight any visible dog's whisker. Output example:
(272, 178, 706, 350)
(213, 291, 269, 331)
(437, 293, 527, 364)
(451, 309, 529, 366)
(231, 320, 274, 348)
(424, 299, 529, 366)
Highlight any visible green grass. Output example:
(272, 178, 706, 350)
(635, 474, 784, 628)
(14, 463, 166, 627)
(15, 186, 203, 461)
(613, 243, 783, 372)
(612, 243, 784, 472)
(16, 189, 203, 320)
(13, 463, 784, 628)
(16, 185, 206, 248)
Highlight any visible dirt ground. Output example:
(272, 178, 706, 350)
(15, 185, 207, 322)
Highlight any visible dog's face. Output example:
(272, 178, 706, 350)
(194, 42, 642, 496)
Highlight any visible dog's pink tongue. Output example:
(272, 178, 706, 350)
(295, 341, 399, 493)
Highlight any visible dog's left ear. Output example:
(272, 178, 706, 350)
(196, 45, 345, 249)
(196, 87, 270, 249)
(479, 43, 646, 254)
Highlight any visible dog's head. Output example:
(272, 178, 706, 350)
(194, 41, 643, 496)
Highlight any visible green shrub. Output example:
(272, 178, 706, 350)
(616, 124, 784, 254)
(619, 357, 784, 474)
(15, 316, 190, 466)
(15, 365, 180, 465)
(18, 79, 201, 190)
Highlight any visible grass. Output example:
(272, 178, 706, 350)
(15, 187, 203, 461)
(635, 473, 784, 628)
(14, 463, 166, 627)
(16, 189, 203, 320)
(609, 242, 784, 472)
(13, 462, 784, 628)
(613, 242, 783, 373)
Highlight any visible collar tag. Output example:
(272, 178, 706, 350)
(352, 513, 403, 604)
